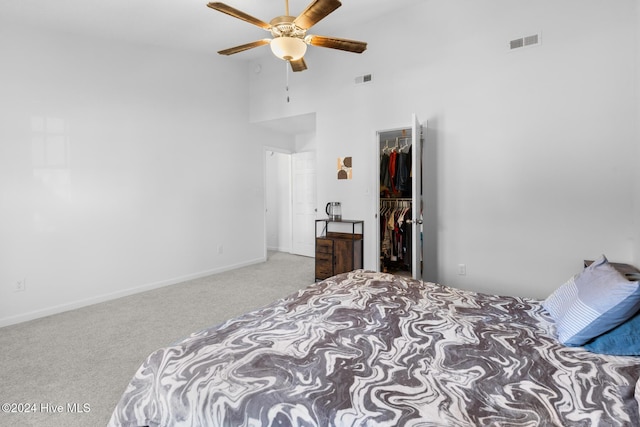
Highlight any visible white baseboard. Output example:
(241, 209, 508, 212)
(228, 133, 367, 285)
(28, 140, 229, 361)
(0, 256, 267, 328)
(267, 245, 292, 253)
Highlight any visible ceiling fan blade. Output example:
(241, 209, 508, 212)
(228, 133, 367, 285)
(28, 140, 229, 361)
(218, 39, 270, 56)
(307, 35, 367, 53)
(207, 2, 271, 30)
(289, 57, 308, 72)
(293, 0, 342, 30)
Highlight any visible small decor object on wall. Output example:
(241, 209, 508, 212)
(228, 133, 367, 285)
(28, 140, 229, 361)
(337, 157, 352, 180)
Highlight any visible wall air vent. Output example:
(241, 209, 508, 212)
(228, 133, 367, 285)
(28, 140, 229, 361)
(510, 38, 524, 50)
(355, 73, 373, 85)
(524, 34, 539, 46)
(509, 33, 541, 51)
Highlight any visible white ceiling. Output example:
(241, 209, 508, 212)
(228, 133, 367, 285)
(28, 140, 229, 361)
(2, 0, 416, 135)
(2, 0, 414, 61)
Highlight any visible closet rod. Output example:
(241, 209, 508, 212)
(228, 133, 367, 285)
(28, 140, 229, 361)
(382, 137, 411, 144)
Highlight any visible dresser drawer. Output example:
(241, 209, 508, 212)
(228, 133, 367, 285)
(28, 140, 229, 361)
(315, 264, 334, 280)
(315, 250, 333, 280)
(316, 253, 332, 262)
(316, 238, 333, 254)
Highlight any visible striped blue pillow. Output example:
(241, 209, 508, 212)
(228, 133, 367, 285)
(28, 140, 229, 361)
(543, 255, 640, 346)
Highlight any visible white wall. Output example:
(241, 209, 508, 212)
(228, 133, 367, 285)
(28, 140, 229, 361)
(0, 24, 289, 327)
(249, 0, 640, 298)
(295, 132, 317, 153)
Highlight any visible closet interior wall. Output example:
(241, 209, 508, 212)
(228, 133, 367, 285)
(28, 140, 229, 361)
(379, 129, 413, 276)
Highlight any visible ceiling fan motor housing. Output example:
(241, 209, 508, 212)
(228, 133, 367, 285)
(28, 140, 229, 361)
(269, 16, 307, 39)
(269, 16, 308, 61)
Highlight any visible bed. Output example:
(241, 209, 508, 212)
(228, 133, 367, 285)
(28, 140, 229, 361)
(108, 269, 640, 426)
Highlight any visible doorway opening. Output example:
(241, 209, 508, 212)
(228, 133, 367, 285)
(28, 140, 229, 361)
(259, 113, 317, 260)
(265, 147, 317, 257)
(373, 114, 424, 280)
(265, 149, 292, 253)
(264, 148, 317, 259)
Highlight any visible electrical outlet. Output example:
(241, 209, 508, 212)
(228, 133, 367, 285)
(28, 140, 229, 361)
(217, 245, 223, 255)
(13, 278, 26, 292)
(457, 264, 467, 276)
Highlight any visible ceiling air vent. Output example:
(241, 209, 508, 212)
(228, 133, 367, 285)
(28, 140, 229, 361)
(524, 34, 539, 46)
(510, 38, 524, 50)
(509, 33, 541, 51)
(355, 73, 373, 85)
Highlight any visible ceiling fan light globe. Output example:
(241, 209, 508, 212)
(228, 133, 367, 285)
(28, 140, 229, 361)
(270, 37, 307, 61)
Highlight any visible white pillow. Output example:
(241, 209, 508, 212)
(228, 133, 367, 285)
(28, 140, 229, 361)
(543, 255, 640, 346)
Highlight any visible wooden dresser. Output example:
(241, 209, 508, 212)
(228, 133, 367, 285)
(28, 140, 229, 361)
(315, 219, 363, 281)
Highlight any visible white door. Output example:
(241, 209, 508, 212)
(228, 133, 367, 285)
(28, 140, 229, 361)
(292, 151, 316, 257)
(410, 114, 423, 279)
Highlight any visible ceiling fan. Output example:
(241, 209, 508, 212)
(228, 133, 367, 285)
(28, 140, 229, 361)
(207, 0, 367, 72)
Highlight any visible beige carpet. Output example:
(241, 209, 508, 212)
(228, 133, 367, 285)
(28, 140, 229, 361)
(0, 251, 314, 427)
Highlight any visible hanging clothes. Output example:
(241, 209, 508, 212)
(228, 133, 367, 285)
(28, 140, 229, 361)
(380, 135, 414, 275)
(403, 207, 412, 268)
(379, 199, 412, 273)
(380, 153, 391, 194)
(396, 150, 411, 197)
(388, 150, 397, 193)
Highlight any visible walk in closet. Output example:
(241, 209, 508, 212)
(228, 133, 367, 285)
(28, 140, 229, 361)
(376, 114, 423, 279)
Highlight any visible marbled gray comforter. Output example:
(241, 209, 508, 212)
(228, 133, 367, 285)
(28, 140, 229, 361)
(109, 271, 640, 426)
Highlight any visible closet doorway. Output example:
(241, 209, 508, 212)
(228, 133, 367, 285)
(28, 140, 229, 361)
(374, 114, 424, 280)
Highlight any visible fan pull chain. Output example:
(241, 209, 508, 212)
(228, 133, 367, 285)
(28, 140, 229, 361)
(286, 62, 290, 103)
